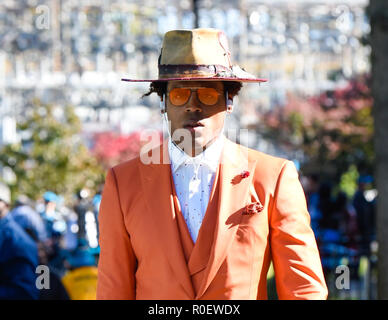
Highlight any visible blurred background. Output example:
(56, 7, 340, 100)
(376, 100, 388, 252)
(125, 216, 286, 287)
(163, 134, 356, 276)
(0, 0, 386, 300)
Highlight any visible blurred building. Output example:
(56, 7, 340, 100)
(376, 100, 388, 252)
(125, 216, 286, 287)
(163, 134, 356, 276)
(0, 0, 370, 158)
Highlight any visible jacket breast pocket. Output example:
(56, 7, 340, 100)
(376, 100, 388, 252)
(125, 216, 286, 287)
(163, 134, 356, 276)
(237, 200, 269, 246)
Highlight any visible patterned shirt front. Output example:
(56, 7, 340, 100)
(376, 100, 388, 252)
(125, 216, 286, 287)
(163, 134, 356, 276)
(168, 135, 225, 243)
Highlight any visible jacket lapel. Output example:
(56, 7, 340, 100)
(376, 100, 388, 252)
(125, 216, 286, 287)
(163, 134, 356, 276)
(195, 139, 257, 299)
(138, 141, 195, 299)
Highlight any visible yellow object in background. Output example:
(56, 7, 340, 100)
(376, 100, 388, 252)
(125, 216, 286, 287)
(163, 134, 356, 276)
(62, 266, 98, 300)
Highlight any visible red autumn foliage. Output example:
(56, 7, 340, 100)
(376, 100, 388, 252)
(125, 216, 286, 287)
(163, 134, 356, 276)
(91, 130, 163, 169)
(260, 74, 373, 179)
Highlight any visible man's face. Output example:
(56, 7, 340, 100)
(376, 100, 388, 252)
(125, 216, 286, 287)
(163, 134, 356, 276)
(166, 81, 227, 157)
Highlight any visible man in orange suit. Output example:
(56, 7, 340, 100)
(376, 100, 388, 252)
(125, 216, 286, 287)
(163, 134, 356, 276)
(97, 28, 328, 300)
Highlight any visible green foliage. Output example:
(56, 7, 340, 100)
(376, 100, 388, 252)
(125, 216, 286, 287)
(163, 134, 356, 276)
(0, 99, 105, 202)
(338, 164, 359, 198)
(288, 111, 304, 144)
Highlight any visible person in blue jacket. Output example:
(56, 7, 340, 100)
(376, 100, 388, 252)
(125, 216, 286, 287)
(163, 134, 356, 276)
(9, 195, 48, 243)
(0, 183, 40, 300)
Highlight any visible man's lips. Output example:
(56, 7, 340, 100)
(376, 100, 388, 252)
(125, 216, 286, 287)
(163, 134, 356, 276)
(183, 120, 204, 129)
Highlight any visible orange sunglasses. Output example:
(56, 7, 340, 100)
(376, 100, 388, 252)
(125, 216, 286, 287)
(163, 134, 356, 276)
(168, 87, 222, 106)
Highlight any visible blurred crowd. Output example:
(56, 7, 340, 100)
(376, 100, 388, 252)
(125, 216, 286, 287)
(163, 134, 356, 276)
(302, 173, 377, 296)
(0, 183, 101, 300)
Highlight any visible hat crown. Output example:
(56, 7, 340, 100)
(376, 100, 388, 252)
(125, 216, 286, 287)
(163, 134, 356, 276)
(160, 28, 231, 67)
(121, 28, 267, 83)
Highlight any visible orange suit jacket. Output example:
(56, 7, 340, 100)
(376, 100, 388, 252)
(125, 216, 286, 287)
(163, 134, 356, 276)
(97, 138, 328, 300)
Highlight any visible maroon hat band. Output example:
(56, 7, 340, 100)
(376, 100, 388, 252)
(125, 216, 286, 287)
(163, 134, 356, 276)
(158, 64, 232, 79)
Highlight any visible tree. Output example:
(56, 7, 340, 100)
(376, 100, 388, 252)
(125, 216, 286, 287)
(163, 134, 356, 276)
(0, 99, 105, 202)
(368, 0, 388, 300)
(91, 130, 163, 170)
(260, 74, 374, 184)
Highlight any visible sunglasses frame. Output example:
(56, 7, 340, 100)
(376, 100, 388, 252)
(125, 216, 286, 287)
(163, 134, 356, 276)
(167, 86, 223, 107)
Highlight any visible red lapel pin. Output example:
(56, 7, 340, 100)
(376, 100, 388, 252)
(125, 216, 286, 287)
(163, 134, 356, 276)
(240, 170, 250, 179)
(231, 170, 250, 185)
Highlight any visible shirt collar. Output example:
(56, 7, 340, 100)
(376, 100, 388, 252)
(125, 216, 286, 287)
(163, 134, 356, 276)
(168, 134, 225, 173)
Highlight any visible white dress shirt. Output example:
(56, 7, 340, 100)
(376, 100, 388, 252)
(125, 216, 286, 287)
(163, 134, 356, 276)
(168, 135, 225, 243)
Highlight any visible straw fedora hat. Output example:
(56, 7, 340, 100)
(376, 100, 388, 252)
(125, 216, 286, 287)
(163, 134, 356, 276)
(121, 28, 267, 83)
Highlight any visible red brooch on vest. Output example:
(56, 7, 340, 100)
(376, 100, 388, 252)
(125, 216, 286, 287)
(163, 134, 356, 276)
(243, 202, 264, 215)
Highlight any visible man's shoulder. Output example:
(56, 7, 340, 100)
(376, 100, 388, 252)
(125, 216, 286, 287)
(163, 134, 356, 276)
(228, 139, 288, 168)
(248, 146, 287, 166)
(227, 140, 293, 186)
(109, 142, 166, 177)
(111, 156, 141, 175)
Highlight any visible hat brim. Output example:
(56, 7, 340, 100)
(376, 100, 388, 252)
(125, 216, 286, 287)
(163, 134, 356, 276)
(121, 77, 267, 83)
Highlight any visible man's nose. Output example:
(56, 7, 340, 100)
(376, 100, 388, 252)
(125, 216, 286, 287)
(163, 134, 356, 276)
(184, 91, 202, 113)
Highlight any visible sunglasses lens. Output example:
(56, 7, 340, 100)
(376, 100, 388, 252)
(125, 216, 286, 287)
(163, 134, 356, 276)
(169, 88, 191, 106)
(168, 87, 220, 106)
(197, 88, 219, 105)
